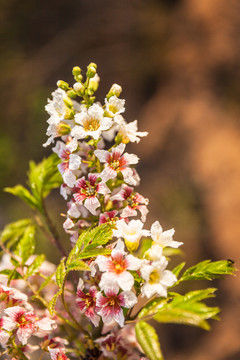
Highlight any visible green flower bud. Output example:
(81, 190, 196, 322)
(67, 89, 77, 98)
(57, 80, 69, 91)
(88, 62, 97, 69)
(57, 122, 71, 135)
(87, 63, 97, 78)
(72, 66, 83, 82)
(72, 66, 81, 76)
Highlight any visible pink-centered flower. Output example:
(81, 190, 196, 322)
(94, 143, 139, 185)
(96, 240, 142, 291)
(96, 333, 139, 360)
(99, 210, 118, 225)
(4, 306, 37, 345)
(96, 284, 137, 327)
(73, 173, 110, 215)
(76, 279, 100, 327)
(111, 185, 149, 222)
(48, 346, 70, 360)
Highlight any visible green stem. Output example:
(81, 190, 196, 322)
(35, 201, 67, 257)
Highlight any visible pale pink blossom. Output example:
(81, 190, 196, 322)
(35, 316, 57, 337)
(48, 346, 70, 360)
(94, 143, 139, 185)
(76, 279, 100, 327)
(96, 332, 139, 360)
(73, 173, 110, 214)
(96, 240, 142, 291)
(96, 284, 137, 327)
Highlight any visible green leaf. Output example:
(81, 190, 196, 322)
(138, 297, 168, 319)
(172, 262, 186, 278)
(180, 260, 236, 282)
(25, 254, 45, 278)
(0, 219, 33, 248)
(56, 258, 67, 288)
(67, 259, 90, 272)
(66, 223, 113, 267)
(15, 225, 36, 263)
(28, 153, 62, 203)
(4, 154, 62, 213)
(153, 288, 220, 330)
(48, 289, 62, 316)
(135, 321, 164, 360)
(137, 238, 152, 258)
(78, 247, 112, 260)
(4, 186, 38, 210)
(163, 248, 184, 258)
(0, 269, 23, 280)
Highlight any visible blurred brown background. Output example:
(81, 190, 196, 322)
(1, 0, 240, 359)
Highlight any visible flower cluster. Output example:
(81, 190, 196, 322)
(42, 63, 182, 356)
(1, 63, 233, 360)
(0, 283, 56, 358)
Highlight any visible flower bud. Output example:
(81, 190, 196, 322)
(125, 237, 140, 252)
(89, 74, 100, 93)
(87, 63, 97, 78)
(57, 123, 71, 135)
(72, 66, 81, 76)
(72, 66, 83, 82)
(107, 83, 122, 99)
(57, 80, 69, 91)
(67, 89, 77, 98)
(73, 82, 85, 95)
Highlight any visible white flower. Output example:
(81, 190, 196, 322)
(45, 88, 69, 124)
(43, 89, 75, 147)
(53, 141, 81, 188)
(105, 95, 125, 117)
(151, 221, 183, 249)
(140, 257, 177, 298)
(113, 219, 150, 251)
(118, 120, 148, 143)
(145, 243, 163, 261)
(72, 103, 113, 140)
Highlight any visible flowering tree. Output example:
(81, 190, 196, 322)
(0, 63, 235, 360)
